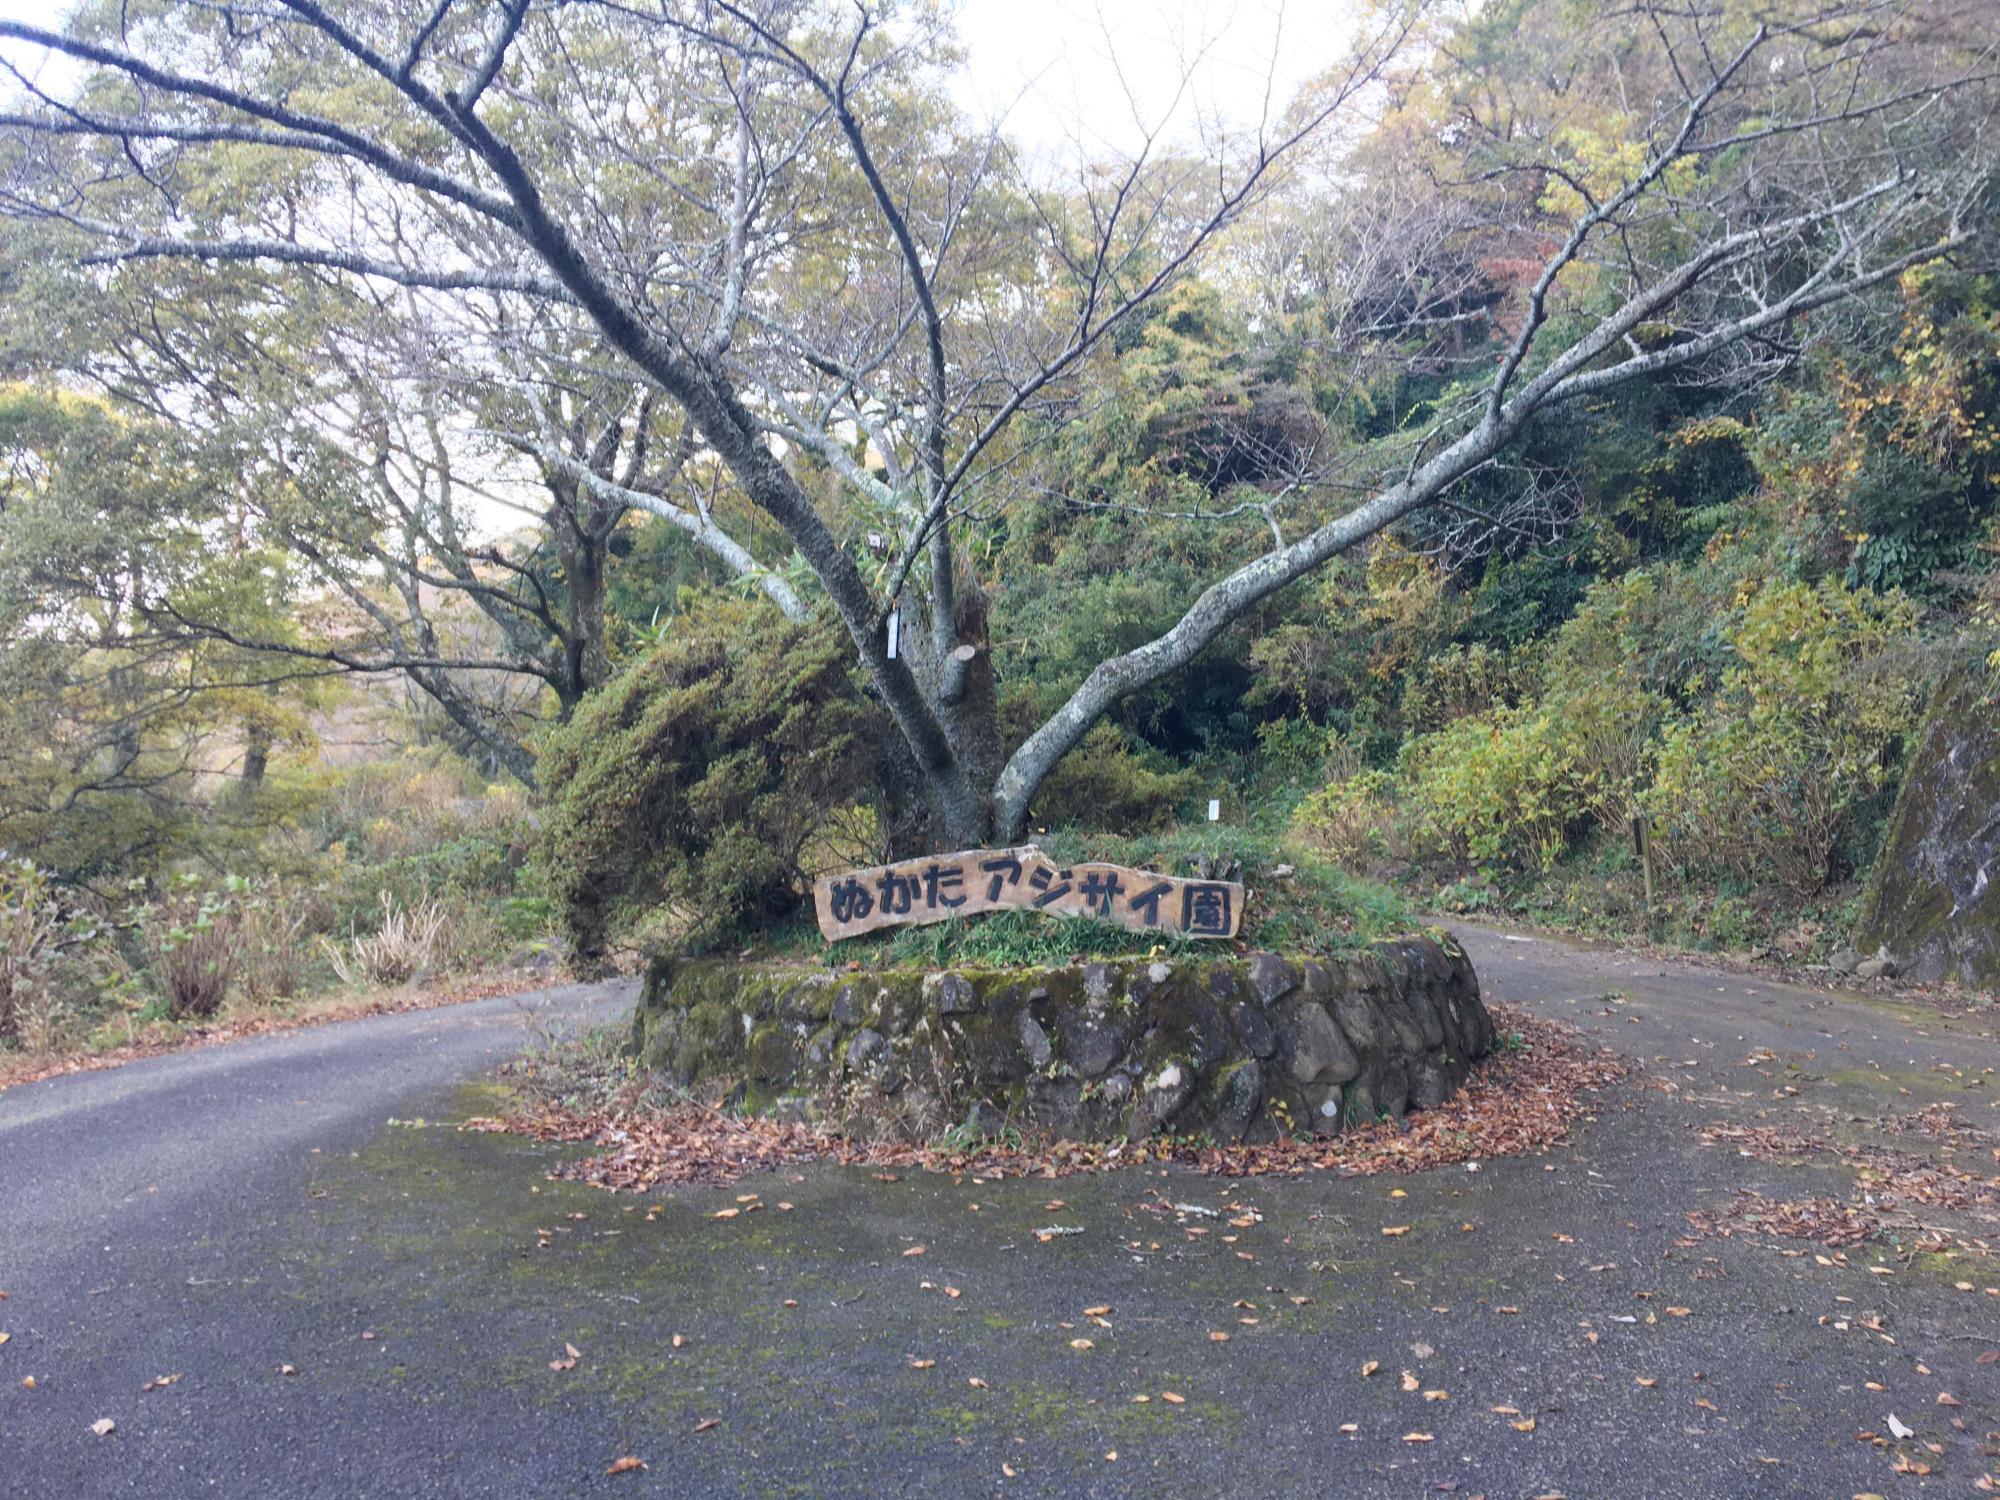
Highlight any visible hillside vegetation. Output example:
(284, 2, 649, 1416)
(2, 0, 1995, 1071)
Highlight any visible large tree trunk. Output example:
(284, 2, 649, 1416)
(240, 721, 270, 788)
(933, 577, 1005, 848)
(556, 521, 611, 718)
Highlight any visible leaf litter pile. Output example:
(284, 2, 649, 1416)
(1682, 1189, 1881, 1248)
(478, 1003, 1626, 1192)
(1691, 1117, 2000, 1254)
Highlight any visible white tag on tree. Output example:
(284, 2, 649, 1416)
(886, 608, 901, 660)
(1207, 798, 1221, 822)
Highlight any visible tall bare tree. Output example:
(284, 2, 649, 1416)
(1, 226, 802, 784)
(1, 0, 1987, 843)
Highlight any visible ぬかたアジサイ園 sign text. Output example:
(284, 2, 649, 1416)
(814, 846, 1243, 941)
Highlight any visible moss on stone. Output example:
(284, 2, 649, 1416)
(745, 1020, 799, 1084)
(634, 939, 1492, 1143)
(1855, 660, 2000, 985)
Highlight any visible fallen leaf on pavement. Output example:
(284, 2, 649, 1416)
(1068, 1340, 1093, 1352)
(693, 1418, 720, 1432)
(1382, 1226, 1411, 1237)
(606, 1456, 646, 1474)
(1162, 1391, 1185, 1405)
(140, 1374, 183, 1392)
(91, 1419, 115, 1437)
(1402, 1431, 1434, 1443)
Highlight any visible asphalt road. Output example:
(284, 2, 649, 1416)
(2, 932, 1996, 1499)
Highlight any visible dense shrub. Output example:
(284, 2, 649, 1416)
(1398, 706, 1572, 870)
(1646, 579, 1921, 894)
(1397, 672, 1664, 873)
(1540, 567, 1729, 708)
(139, 876, 248, 1020)
(320, 891, 448, 986)
(532, 598, 885, 962)
(1027, 721, 1199, 834)
(236, 877, 330, 1001)
(1291, 769, 1400, 865)
(1, 859, 68, 1046)
(1399, 642, 1536, 733)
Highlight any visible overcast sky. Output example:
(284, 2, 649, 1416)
(0, 0, 1351, 158)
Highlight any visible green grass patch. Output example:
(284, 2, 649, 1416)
(731, 823, 1419, 969)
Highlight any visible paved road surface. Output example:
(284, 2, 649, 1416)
(2, 932, 1995, 1498)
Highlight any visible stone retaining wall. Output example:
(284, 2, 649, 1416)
(632, 937, 1493, 1143)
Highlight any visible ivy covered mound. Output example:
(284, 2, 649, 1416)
(632, 938, 1493, 1145)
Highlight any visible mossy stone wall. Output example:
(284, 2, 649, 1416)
(1855, 661, 2000, 987)
(631, 938, 1493, 1143)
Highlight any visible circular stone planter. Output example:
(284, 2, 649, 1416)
(631, 937, 1492, 1144)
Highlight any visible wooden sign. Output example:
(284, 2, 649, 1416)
(813, 845, 1244, 942)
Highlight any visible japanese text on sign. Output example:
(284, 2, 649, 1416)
(813, 845, 1243, 941)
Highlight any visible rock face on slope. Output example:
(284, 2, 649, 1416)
(1854, 661, 2000, 988)
(632, 937, 1494, 1144)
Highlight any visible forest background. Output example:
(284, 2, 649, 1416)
(1, 0, 1993, 1065)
